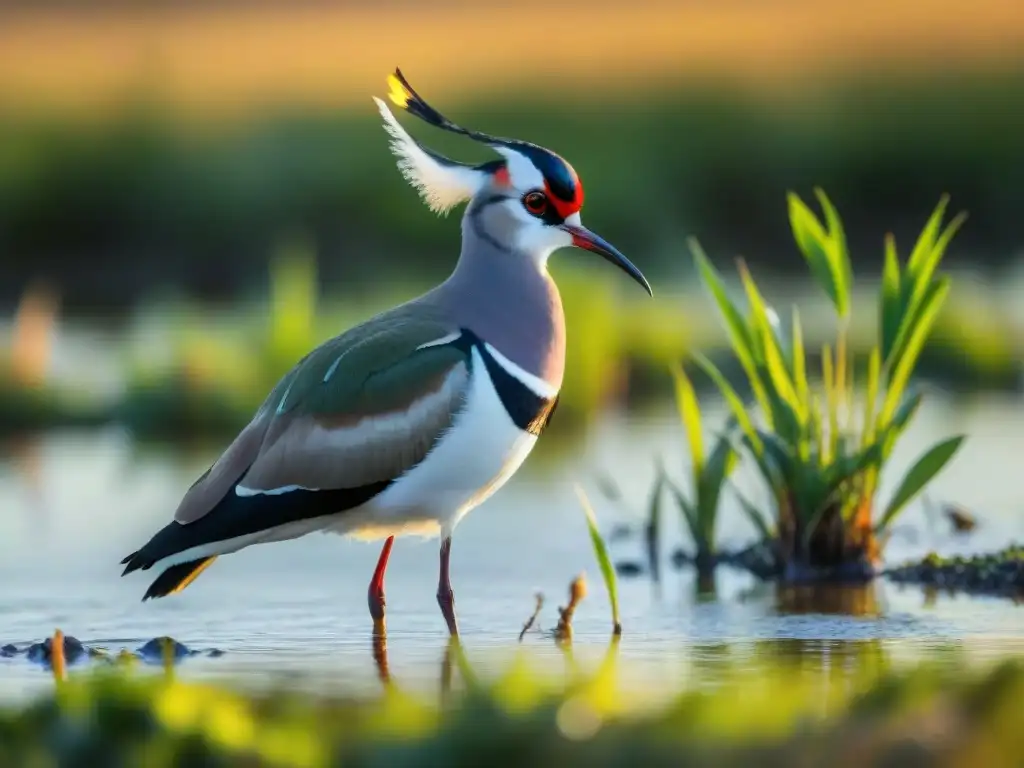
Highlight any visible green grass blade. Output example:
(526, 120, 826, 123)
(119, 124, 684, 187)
(836, 323, 849, 432)
(756, 429, 799, 489)
(732, 484, 774, 540)
(574, 485, 621, 635)
(822, 343, 838, 465)
(931, 210, 968, 268)
(791, 307, 810, 461)
(882, 389, 924, 458)
(766, 306, 793, 370)
(697, 434, 736, 547)
(880, 234, 902, 365)
(906, 195, 950, 276)
(645, 462, 665, 584)
(861, 346, 881, 447)
(788, 192, 845, 316)
(876, 435, 966, 532)
(813, 188, 853, 319)
(671, 362, 704, 482)
(691, 239, 773, 422)
(791, 307, 808, 405)
(690, 238, 755, 357)
(824, 439, 884, 502)
(737, 261, 804, 424)
(893, 199, 963, 362)
(889, 390, 924, 433)
(810, 392, 825, 466)
(880, 277, 950, 424)
(691, 352, 763, 455)
(668, 481, 704, 555)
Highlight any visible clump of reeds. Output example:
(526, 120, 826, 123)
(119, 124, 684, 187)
(658, 191, 967, 580)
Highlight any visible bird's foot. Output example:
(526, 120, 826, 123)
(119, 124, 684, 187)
(437, 587, 459, 637)
(368, 535, 395, 637)
(368, 588, 387, 637)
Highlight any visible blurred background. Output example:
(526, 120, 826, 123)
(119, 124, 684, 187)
(1, 0, 1024, 441)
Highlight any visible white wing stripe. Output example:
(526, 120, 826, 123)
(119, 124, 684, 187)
(482, 343, 559, 399)
(416, 331, 462, 351)
(235, 484, 316, 497)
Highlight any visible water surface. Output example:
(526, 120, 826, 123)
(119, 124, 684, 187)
(2, 395, 1023, 701)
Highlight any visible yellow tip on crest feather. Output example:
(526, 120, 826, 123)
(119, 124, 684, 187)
(387, 74, 409, 108)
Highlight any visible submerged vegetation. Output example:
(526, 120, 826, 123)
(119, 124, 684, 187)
(658, 192, 967, 581)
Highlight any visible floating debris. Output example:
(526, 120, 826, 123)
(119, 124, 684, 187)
(137, 637, 192, 665)
(554, 573, 588, 644)
(1, 635, 226, 669)
(25, 633, 88, 667)
(518, 592, 545, 642)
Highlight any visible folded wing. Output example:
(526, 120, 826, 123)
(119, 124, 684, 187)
(122, 313, 471, 577)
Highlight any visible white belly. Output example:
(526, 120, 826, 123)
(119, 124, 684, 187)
(330, 345, 544, 540)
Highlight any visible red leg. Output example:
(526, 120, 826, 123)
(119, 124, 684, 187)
(368, 536, 395, 635)
(436, 536, 459, 637)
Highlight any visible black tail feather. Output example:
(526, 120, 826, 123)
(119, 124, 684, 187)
(121, 550, 152, 576)
(142, 557, 217, 601)
(122, 479, 392, 596)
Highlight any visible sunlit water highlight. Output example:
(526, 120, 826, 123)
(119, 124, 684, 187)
(1, 396, 1023, 702)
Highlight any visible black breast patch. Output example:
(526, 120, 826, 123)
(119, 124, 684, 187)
(424, 328, 559, 437)
(476, 343, 558, 436)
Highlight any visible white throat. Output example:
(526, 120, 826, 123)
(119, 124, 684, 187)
(510, 209, 577, 268)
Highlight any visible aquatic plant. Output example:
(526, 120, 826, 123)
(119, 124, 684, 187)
(662, 364, 771, 569)
(575, 486, 622, 635)
(691, 191, 966, 578)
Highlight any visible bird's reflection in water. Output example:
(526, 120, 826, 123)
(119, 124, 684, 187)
(371, 631, 389, 686)
(440, 638, 454, 698)
(369, 631, 458, 700)
(369, 626, 623, 701)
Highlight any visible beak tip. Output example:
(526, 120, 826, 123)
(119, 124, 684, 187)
(563, 222, 651, 296)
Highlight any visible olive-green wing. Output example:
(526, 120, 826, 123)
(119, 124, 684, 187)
(173, 313, 469, 523)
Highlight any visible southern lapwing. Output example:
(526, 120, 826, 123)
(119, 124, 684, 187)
(120, 69, 651, 637)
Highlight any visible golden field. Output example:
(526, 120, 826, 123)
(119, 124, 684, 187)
(2, 0, 1024, 118)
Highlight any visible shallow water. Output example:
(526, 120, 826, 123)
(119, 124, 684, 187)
(1, 394, 1023, 702)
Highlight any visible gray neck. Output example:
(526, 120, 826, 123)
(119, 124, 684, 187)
(426, 205, 566, 389)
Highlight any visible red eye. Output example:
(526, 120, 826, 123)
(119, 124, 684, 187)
(522, 191, 548, 216)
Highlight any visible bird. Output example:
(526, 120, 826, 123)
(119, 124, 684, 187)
(120, 68, 652, 637)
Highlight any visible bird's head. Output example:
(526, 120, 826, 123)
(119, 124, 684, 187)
(374, 69, 651, 296)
